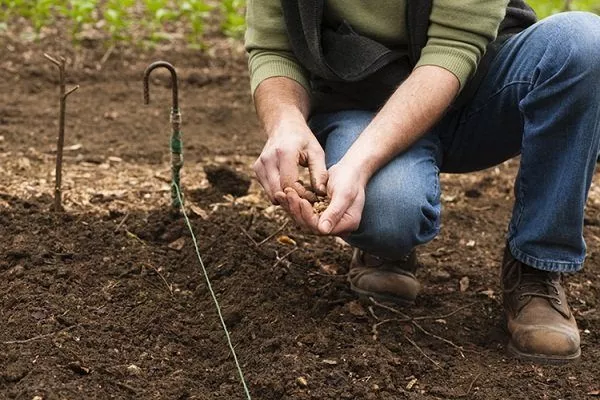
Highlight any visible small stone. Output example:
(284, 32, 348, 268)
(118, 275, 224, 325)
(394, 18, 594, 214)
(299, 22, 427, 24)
(296, 376, 308, 388)
(127, 364, 142, 376)
(107, 156, 122, 163)
(322, 359, 338, 365)
(459, 276, 470, 292)
(32, 396, 43, 400)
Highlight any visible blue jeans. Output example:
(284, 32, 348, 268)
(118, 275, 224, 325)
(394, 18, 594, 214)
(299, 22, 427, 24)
(309, 12, 600, 272)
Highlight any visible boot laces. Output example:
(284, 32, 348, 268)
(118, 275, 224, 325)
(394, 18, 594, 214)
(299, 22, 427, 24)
(503, 258, 562, 304)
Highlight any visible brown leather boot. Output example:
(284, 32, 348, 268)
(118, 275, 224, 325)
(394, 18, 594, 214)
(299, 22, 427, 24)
(348, 248, 420, 305)
(501, 247, 581, 363)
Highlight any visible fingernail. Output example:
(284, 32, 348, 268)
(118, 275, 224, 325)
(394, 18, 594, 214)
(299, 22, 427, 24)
(321, 220, 332, 234)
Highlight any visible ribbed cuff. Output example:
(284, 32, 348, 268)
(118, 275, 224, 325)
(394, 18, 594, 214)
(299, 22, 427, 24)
(415, 46, 478, 90)
(250, 56, 310, 95)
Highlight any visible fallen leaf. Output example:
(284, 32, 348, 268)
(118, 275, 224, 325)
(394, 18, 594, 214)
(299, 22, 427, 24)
(459, 276, 470, 292)
(277, 235, 297, 246)
(347, 300, 367, 317)
(190, 204, 209, 220)
(168, 237, 185, 251)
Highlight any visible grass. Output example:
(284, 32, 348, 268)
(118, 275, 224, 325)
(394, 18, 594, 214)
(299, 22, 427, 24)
(1, 1, 597, 46)
(0, 0, 246, 45)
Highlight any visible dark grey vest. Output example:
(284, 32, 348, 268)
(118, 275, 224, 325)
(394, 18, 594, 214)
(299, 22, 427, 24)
(280, 0, 537, 113)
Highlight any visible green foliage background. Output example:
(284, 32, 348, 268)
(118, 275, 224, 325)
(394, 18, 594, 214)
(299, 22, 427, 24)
(529, 0, 600, 17)
(0, 0, 598, 45)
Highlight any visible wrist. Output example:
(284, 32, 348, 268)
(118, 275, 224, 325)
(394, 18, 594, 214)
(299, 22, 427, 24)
(264, 107, 307, 137)
(335, 157, 372, 187)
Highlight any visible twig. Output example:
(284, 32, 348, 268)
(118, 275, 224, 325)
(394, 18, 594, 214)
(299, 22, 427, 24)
(369, 297, 468, 356)
(239, 226, 258, 246)
(3, 324, 79, 344)
(367, 305, 379, 320)
(257, 220, 289, 246)
(371, 319, 395, 341)
(115, 381, 138, 395)
(149, 265, 173, 296)
(44, 53, 79, 212)
(272, 248, 298, 269)
(403, 334, 442, 369)
(411, 320, 465, 358)
(114, 213, 130, 232)
(413, 303, 474, 321)
(369, 297, 412, 320)
(125, 230, 146, 246)
(459, 372, 483, 397)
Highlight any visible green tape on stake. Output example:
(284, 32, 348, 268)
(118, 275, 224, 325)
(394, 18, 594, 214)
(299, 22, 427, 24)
(170, 133, 182, 154)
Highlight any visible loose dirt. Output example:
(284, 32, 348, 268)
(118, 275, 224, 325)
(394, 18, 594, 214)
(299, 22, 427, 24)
(1, 33, 599, 400)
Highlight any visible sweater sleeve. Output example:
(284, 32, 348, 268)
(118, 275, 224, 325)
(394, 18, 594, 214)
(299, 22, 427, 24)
(245, 0, 310, 95)
(415, 0, 509, 89)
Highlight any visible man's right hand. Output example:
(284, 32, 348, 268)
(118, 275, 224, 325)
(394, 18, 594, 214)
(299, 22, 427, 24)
(252, 119, 328, 205)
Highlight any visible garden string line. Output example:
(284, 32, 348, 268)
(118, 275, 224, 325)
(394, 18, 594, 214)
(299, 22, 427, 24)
(174, 183, 252, 400)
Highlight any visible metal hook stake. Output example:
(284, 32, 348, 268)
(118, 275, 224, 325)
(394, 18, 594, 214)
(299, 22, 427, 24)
(143, 61, 179, 110)
(143, 61, 183, 209)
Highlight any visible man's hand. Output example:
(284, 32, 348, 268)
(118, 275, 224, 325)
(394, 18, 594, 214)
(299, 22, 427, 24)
(316, 162, 366, 235)
(278, 161, 366, 236)
(253, 120, 327, 204)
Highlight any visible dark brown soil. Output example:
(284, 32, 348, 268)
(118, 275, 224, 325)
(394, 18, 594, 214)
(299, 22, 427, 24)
(1, 34, 599, 400)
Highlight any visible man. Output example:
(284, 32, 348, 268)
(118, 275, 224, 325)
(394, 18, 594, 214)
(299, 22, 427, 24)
(245, 0, 600, 363)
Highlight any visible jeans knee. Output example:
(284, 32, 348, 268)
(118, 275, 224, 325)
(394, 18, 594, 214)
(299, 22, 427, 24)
(540, 12, 600, 73)
(348, 176, 441, 258)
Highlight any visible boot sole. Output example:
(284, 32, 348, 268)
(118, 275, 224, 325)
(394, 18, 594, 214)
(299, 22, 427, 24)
(507, 340, 581, 364)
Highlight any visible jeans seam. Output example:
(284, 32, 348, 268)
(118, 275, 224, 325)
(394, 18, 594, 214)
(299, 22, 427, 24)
(460, 80, 532, 124)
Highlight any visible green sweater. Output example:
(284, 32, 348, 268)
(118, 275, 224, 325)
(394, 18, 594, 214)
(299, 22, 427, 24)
(245, 0, 509, 94)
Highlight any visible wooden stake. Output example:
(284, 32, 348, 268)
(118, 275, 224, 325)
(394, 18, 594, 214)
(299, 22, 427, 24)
(44, 53, 79, 212)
